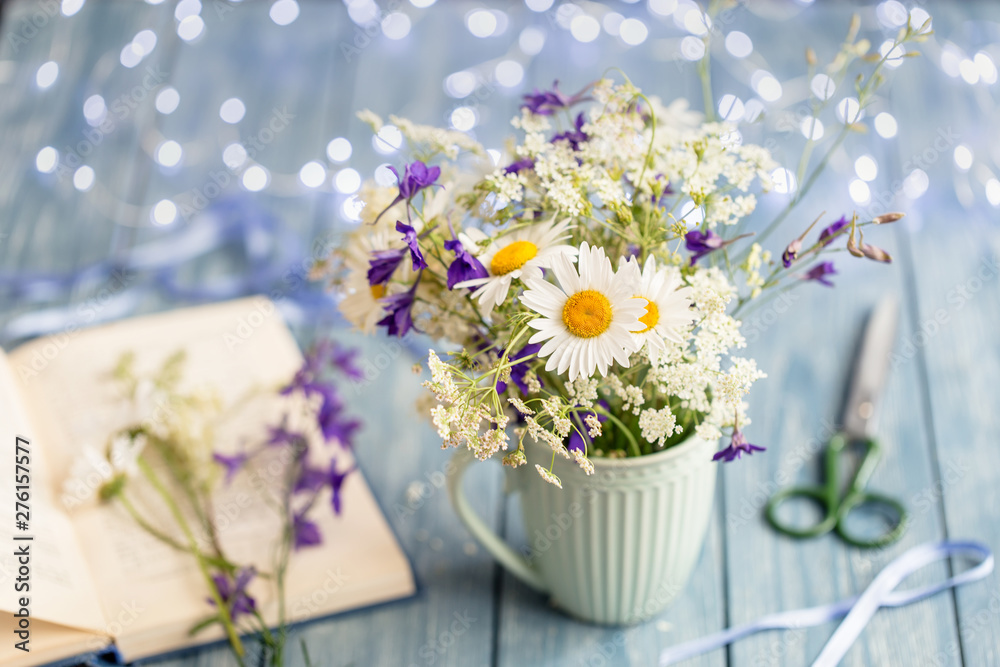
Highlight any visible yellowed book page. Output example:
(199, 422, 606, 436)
(0, 349, 107, 633)
(9, 298, 414, 662)
(0, 615, 109, 667)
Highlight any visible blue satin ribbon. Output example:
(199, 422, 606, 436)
(659, 540, 994, 666)
(0, 197, 342, 343)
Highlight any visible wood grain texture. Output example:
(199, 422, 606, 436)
(887, 6, 1000, 662)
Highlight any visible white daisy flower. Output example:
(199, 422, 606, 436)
(520, 242, 646, 381)
(455, 217, 577, 312)
(619, 255, 696, 362)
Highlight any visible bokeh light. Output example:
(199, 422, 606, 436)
(36, 146, 59, 173)
(299, 161, 326, 188)
(326, 137, 352, 163)
(73, 165, 95, 191)
(36, 61, 59, 89)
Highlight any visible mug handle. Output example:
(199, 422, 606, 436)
(447, 447, 548, 592)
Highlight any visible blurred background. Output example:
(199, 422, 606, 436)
(1, 1, 998, 665)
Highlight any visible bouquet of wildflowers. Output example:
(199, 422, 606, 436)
(65, 342, 362, 666)
(320, 14, 931, 487)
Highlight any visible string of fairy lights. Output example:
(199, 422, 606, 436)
(20, 0, 1000, 230)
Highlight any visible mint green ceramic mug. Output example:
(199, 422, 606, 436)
(447, 434, 717, 625)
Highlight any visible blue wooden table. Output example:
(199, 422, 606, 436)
(1, 1, 998, 665)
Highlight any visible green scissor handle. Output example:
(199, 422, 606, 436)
(765, 434, 908, 549)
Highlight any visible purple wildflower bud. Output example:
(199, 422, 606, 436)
(712, 429, 766, 462)
(782, 239, 802, 268)
(329, 458, 356, 515)
(396, 221, 427, 271)
(551, 112, 589, 151)
(503, 157, 535, 175)
(443, 239, 488, 290)
(367, 248, 406, 286)
(389, 160, 441, 200)
(818, 216, 849, 246)
(803, 261, 837, 287)
(377, 281, 419, 338)
(292, 513, 322, 550)
(209, 567, 257, 620)
(212, 452, 248, 484)
(685, 230, 725, 266)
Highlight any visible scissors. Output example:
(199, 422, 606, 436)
(765, 296, 908, 549)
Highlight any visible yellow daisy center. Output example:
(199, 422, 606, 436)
(562, 290, 613, 338)
(370, 284, 386, 300)
(636, 297, 659, 333)
(491, 240, 538, 276)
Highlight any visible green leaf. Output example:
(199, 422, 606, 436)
(189, 615, 221, 636)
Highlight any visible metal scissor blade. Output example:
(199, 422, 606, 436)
(842, 295, 899, 440)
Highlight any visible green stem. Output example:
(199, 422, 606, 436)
(138, 459, 246, 663)
(697, 44, 715, 122)
(118, 495, 232, 569)
(751, 37, 902, 252)
(595, 406, 641, 458)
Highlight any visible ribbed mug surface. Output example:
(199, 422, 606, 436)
(512, 435, 717, 625)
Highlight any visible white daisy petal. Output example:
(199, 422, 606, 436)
(462, 217, 577, 312)
(519, 241, 644, 381)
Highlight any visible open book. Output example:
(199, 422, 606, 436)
(0, 298, 415, 666)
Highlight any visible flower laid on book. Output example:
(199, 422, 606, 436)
(315, 15, 932, 487)
(63, 341, 362, 666)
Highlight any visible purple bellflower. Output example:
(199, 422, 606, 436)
(685, 230, 752, 266)
(366, 221, 426, 286)
(503, 157, 535, 175)
(390, 160, 441, 200)
(551, 112, 589, 151)
(209, 567, 258, 620)
(803, 261, 837, 287)
(685, 230, 725, 266)
(366, 248, 406, 286)
(371, 160, 441, 225)
(713, 429, 765, 462)
(377, 280, 419, 337)
(212, 452, 249, 484)
(329, 458, 355, 515)
(397, 220, 427, 271)
(292, 513, 322, 550)
(818, 216, 849, 246)
(329, 343, 364, 381)
(444, 239, 488, 290)
(521, 80, 589, 116)
(294, 464, 328, 494)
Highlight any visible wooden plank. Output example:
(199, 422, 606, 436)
(717, 4, 964, 666)
(887, 3, 1000, 661)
